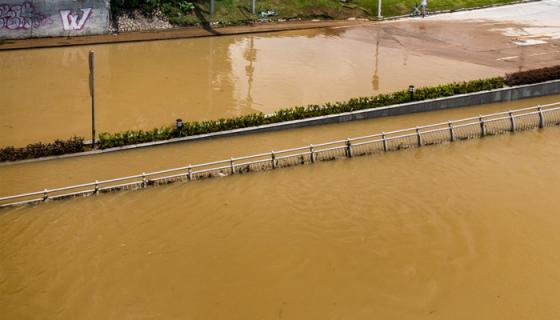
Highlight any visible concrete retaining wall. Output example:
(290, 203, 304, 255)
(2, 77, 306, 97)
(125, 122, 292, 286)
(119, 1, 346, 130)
(0, 0, 110, 40)
(263, 79, 560, 131)
(94, 79, 560, 147)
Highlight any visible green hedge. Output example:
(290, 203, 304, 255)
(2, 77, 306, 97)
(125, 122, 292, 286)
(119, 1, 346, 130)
(98, 77, 505, 149)
(0, 137, 85, 162)
(0, 77, 507, 161)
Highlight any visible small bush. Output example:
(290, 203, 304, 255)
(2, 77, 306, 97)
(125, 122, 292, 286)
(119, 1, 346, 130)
(505, 65, 560, 86)
(0, 137, 85, 162)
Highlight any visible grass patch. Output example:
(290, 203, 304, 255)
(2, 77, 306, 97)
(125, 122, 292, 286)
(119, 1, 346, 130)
(112, 0, 519, 26)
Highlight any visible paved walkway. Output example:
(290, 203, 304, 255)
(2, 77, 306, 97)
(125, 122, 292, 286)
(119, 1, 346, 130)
(427, 0, 560, 46)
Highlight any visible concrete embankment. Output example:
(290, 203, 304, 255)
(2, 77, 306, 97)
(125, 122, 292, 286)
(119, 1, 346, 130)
(3, 80, 559, 166)
(72, 80, 560, 154)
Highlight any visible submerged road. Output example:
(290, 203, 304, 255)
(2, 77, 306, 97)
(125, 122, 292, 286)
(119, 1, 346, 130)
(1, 0, 560, 146)
(1, 99, 560, 319)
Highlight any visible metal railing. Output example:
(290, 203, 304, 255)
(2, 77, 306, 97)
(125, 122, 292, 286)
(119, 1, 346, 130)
(2, 102, 560, 208)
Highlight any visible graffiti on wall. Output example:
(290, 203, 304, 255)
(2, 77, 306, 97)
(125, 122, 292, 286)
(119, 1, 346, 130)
(0, 2, 50, 30)
(60, 8, 92, 31)
(0, 2, 94, 32)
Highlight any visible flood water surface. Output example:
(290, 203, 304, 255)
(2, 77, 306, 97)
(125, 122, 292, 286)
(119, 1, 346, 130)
(1, 95, 559, 196)
(1, 119, 560, 319)
(2, 95, 560, 318)
(1, 24, 508, 147)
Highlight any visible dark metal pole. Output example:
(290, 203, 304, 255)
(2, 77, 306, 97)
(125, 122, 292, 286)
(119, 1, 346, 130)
(210, 0, 214, 16)
(89, 51, 96, 148)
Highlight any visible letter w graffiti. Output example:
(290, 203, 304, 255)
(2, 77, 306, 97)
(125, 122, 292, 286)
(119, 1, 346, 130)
(60, 8, 92, 31)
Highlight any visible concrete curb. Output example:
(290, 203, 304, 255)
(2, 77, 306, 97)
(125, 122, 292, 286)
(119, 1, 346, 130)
(2, 79, 559, 167)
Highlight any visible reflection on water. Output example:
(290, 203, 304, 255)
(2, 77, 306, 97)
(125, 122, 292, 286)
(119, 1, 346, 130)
(372, 28, 381, 91)
(0, 25, 505, 146)
(1, 119, 560, 319)
(242, 36, 256, 112)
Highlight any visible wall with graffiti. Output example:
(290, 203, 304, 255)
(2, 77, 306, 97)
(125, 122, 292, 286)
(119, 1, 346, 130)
(0, 0, 109, 39)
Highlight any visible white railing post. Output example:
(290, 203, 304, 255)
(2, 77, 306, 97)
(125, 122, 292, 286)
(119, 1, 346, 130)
(94, 180, 99, 195)
(382, 132, 388, 152)
(230, 158, 236, 174)
(346, 139, 353, 157)
(271, 151, 277, 169)
(538, 106, 545, 128)
(43, 189, 49, 201)
(416, 127, 422, 146)
(142, 173, 147, 187)
(187, 165, 193, 180)
(479, 116, 486, 137)
(309, 144, 316, 163)
(448, 121, 455, 142)
(509, 110, 516, 132)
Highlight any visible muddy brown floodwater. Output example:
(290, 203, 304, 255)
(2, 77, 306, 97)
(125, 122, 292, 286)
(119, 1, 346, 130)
(3, 19, 559, 147)
(1, 100, 560, 319)
(1, 95, 558, 196)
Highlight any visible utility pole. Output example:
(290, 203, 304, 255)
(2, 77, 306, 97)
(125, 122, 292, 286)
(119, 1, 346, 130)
(377, 0, 382, 18)
(252, 0, 256, 14)
(89, 50, 96, 149)
(210, 0, 214, 16)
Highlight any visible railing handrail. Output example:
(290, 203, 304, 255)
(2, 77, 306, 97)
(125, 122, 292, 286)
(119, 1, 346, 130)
(1, 102, 559, 206)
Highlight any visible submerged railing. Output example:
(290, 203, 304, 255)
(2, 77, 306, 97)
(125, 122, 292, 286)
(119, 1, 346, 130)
(2, 102, 560, 208)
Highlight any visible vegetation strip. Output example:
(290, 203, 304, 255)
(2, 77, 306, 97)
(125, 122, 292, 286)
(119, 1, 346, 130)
(2, 102, 559, 208)
(1, 65, 559, 163)
(111, 0, 522, 27)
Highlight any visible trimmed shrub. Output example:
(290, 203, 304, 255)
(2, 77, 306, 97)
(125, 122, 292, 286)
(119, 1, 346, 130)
(97, 77, 505, 149)
(505, 65, 560, 86)
(0, 76, 522, 160)
(0, 137, 85, 162)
